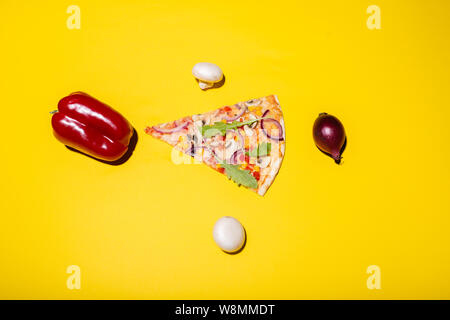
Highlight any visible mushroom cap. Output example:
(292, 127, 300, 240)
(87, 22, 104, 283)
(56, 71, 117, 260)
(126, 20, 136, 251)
(213, 216, 245, 253)
(192, 62, 223, 83)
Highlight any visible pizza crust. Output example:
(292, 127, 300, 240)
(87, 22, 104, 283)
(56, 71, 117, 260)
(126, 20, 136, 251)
(256, 95, 285, 196)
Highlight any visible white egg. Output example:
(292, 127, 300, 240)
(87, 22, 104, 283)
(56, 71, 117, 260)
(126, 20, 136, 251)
(192, 62, 223, 89)
(213, 216, 246, 253)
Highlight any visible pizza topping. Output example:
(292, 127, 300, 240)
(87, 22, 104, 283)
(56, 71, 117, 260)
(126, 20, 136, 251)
(185, 143, 195, 156)
(261, 118, 284, 141)
(243, 125, 254, 137)
(245, 113, 258, 129)
(209, 138, 221, 148)
(246, 142, 271, 158)
(245, 99, 261, 107)
(208, 144, 257, 189)
(262, 107, 282, 119)
(225, 129, 244, 156)
(229, 149, 245, 165)
(225, 140, 240, 160)
(186, 133, 198, 144)
(236, 129, 244, 146)
(153, 121, 189, 134)
(201, 118, 263, 138)
(202, 147, 215, 163)
(185, 144, 205, 157)
(256, 156, 271, 168)
(212, 147, 226, 162)
(224, 104, 247, 122)
(252, 171, 261, 181)
(221, 163, 258, 189)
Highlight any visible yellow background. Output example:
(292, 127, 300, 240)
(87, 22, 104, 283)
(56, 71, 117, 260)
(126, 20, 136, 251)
(1, 0, 449, 299)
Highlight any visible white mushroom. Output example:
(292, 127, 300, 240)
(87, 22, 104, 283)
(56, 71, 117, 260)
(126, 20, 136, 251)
(192, 62, 223, 90)
(245, 99, 261, 107)
(213, 216, 246, 253)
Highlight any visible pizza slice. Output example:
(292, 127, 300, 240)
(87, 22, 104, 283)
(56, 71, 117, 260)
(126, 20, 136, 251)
(145, 95, 285, 196)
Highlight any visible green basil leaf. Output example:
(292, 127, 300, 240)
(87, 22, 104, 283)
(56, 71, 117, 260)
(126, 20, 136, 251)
(221, 163, 258, 189)
(201, 118, 262, 138)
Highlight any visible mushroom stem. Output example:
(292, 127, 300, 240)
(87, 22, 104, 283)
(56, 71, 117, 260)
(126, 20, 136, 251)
(198, 81, 213, 90)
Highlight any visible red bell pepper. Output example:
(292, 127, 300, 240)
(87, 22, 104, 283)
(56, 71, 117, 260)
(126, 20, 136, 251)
(51, 92, 133, 162)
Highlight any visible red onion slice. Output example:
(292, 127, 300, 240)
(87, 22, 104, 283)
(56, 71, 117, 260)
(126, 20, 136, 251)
(229, 149, 244, 165)
(153, 121, 189, 134)
(245, 113, 258, 129)
(236, 129, 244, 147)
(261, 118, 284, 141)
(224, 104, 247, 122)
(262, 109, 270, 118)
